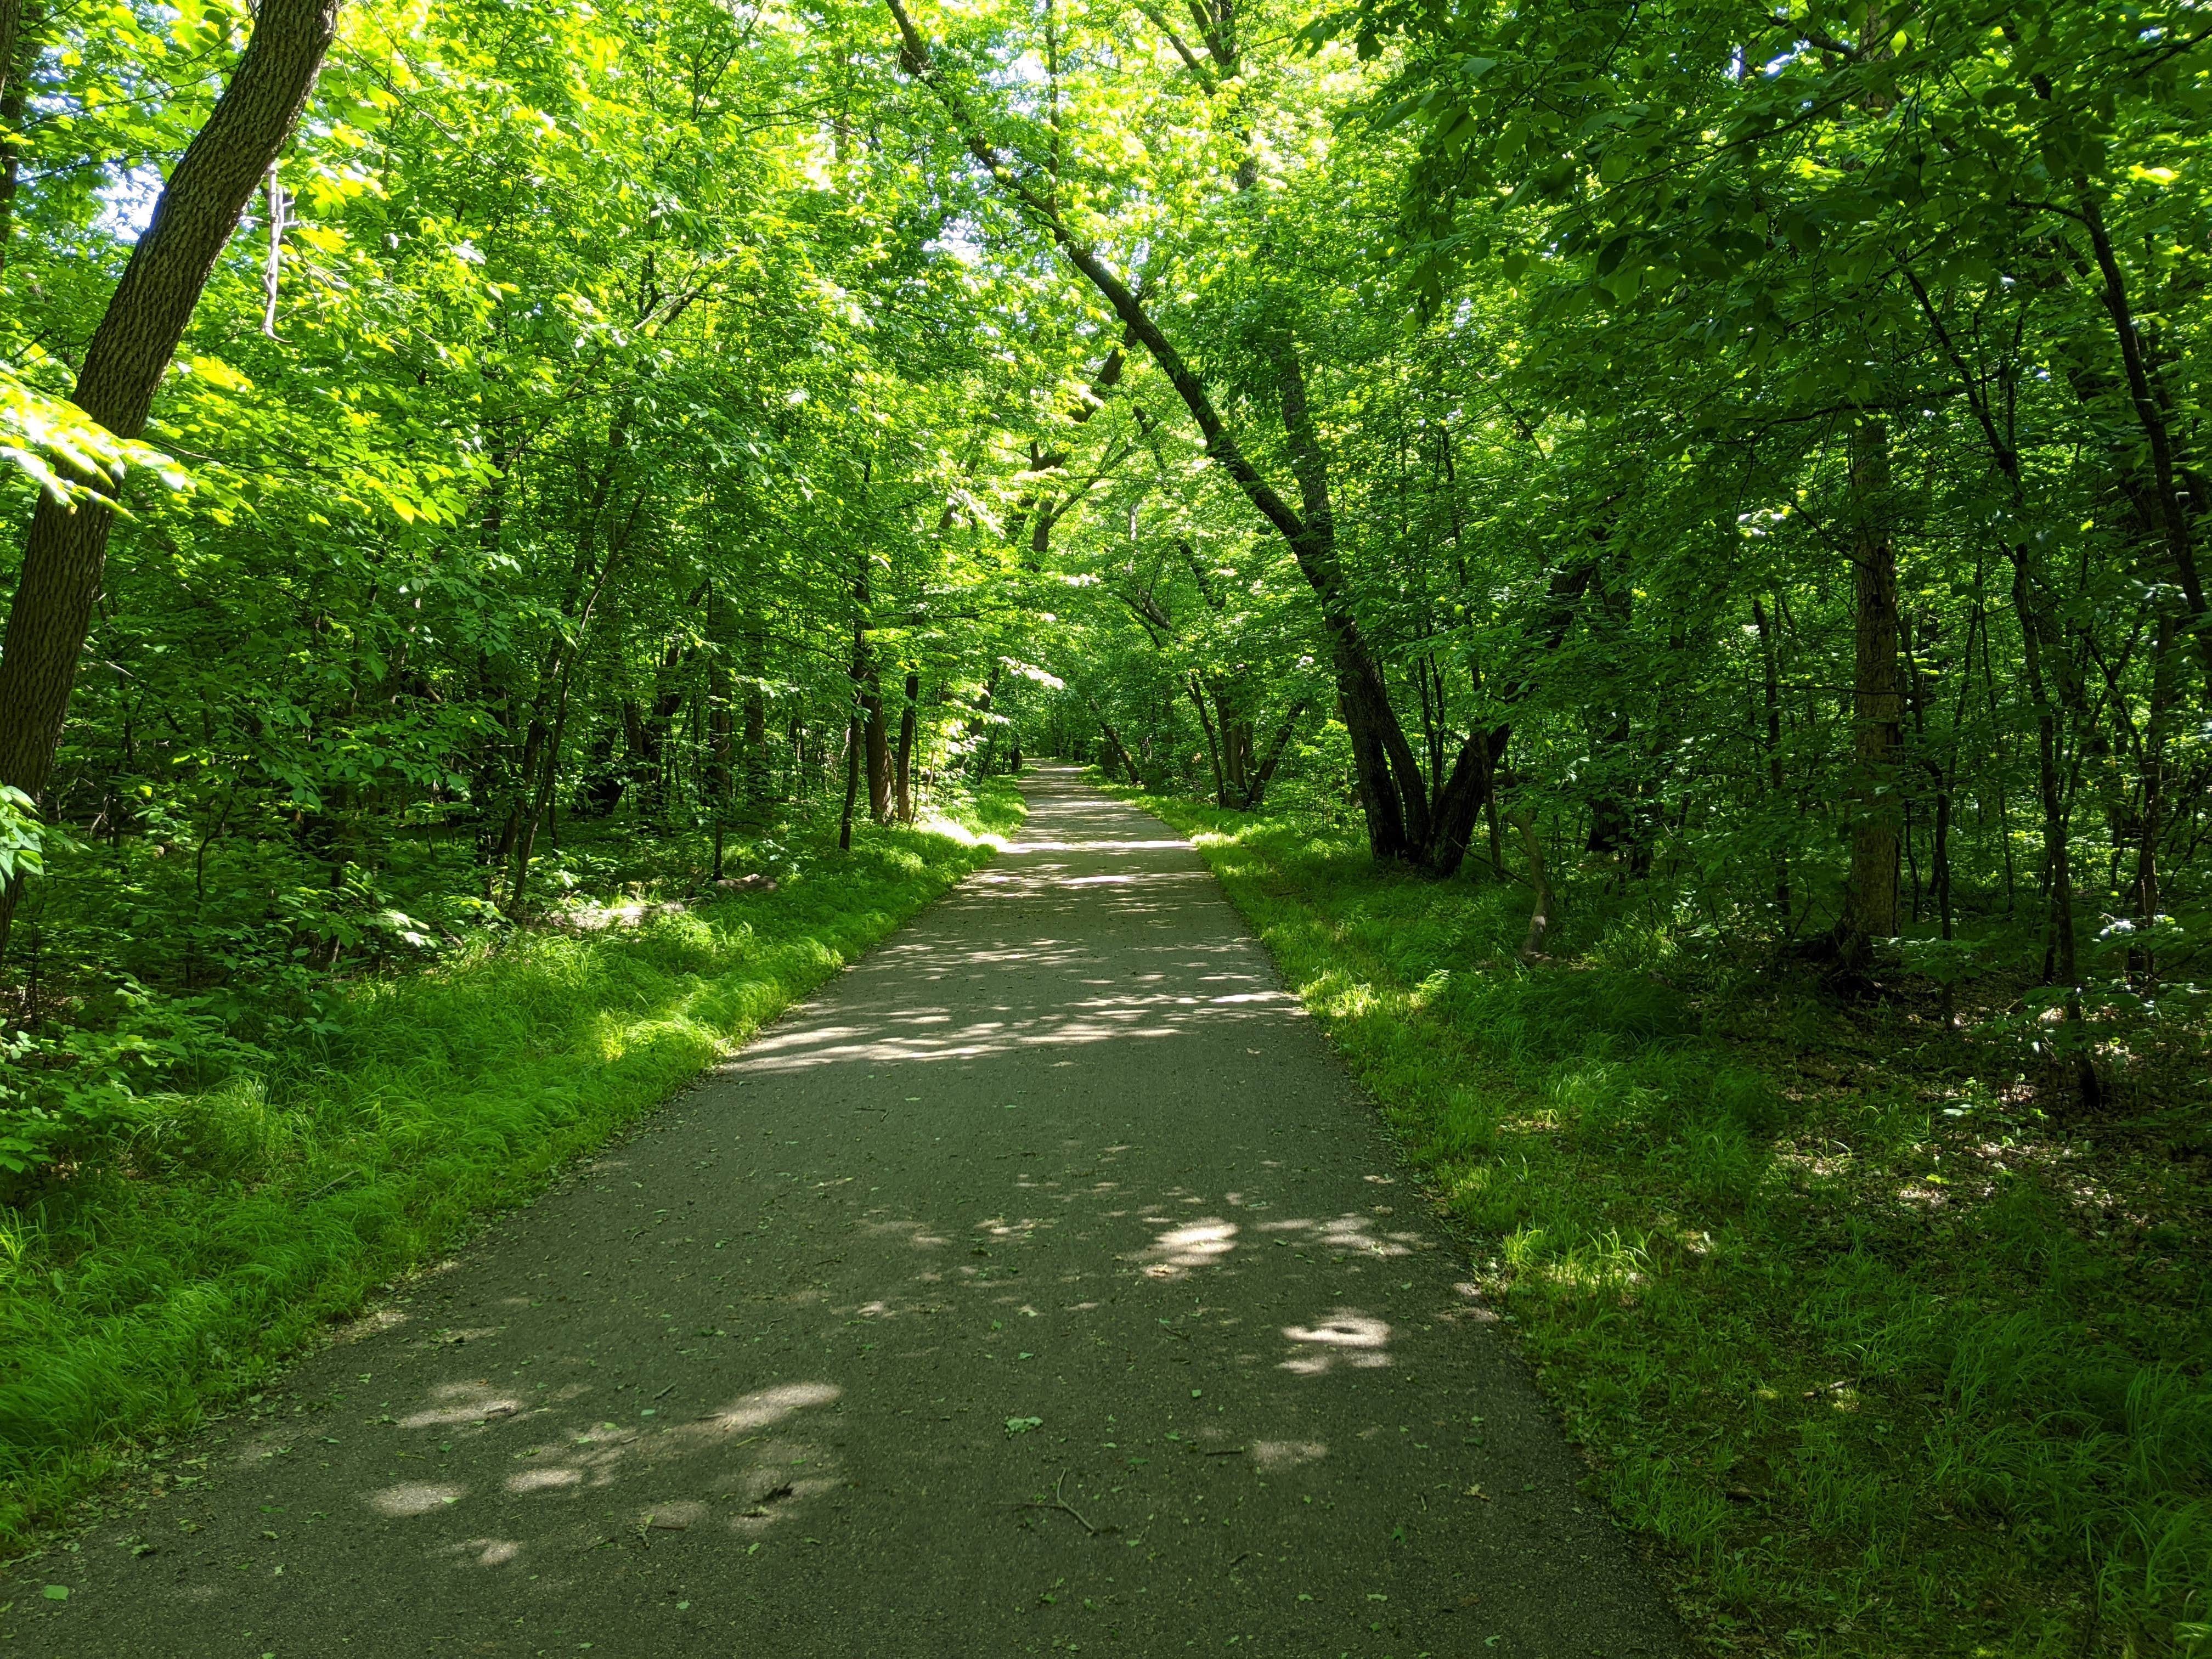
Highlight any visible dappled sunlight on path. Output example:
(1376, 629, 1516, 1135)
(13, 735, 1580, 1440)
(17, 766, 1677, 1659)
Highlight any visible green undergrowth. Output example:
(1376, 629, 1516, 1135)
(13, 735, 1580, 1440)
(1107, 777, 2212, 1659)
(0, 782, 1023, 1550)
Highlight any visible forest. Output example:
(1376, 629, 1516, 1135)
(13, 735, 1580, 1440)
(0, 0, 2207, 1649)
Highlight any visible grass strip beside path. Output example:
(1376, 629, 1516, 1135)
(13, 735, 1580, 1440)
(1110, 780, 2212, 1659)
(0, 789, 1022, 1549)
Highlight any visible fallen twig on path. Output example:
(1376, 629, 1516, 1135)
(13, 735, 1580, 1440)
(1013, 1470, 1115, 1536)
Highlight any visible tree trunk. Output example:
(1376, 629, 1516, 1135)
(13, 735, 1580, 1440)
(1751, 596, 1791, 916)
(1241, 698, 1307, 808)
(2045, 134, 2212, 701)
(0, 0, 19, 116)
(837, 709, 863, 851)
(1837, 420, 1903, 975)
(1471, 714, 1505, 879)
(2011, 548, 2098, 1105)
(1269, 341, 1426, 861)
(864, 676, 891, 822)
(2133, 612, 2178, 987)
(883, 12, 1450, 865)
(509, 555, 619, 913)
(1901, 612, 1954, 944)
(894, 670, 919, 824)
(1096, 717, 1139, 785)
(0, 0, 38, 272)
(1511, 808, 1556, 963)
(839, 558, 870, 850)
(0, 0, 340, 961)
(1188, 675, 1228, 805)
(741, 617, 769, 813)
(633, 629, 686, 821)
(705, 584, 736, 878)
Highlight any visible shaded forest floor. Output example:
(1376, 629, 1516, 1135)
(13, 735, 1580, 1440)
(0, 782, 1025, 1554)
(1103, 776, 2212, 1659)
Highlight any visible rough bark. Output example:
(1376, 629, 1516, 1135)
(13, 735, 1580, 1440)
(0, 0, 19, 106)
(1268, 341, 1425, 860)
(0, 0, 36, 272)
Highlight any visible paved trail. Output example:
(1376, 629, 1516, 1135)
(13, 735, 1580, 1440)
(12, 769, 1678, 1658)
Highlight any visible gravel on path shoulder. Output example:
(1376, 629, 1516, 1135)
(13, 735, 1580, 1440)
(9, 766, 1680, 1659)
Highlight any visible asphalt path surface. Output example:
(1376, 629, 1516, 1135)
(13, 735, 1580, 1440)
(10, 767, 1679, 1658)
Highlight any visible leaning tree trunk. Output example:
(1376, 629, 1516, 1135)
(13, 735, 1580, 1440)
(1239, 697, 1307, 808)
(1837, 419, 1903, 976)
(1096, 718, 1139, 785)
(0, 0, 341, 962)
(883, 4, 1472, 864)
(2046, 127, 2212, 703)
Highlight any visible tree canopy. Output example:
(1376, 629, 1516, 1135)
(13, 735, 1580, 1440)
(1, 0, 2211, 1643)
(0, 0, 2202, 1113)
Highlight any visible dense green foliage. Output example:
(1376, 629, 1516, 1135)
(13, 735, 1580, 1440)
(1124, 780, 2210, 1657)
(2, 0, 2208, 1646)
(0, 783, 1019, 1546)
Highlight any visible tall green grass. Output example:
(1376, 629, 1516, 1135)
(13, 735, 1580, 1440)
(1115, 783, 2211, 1659)
(0, 788, 1022, 1547)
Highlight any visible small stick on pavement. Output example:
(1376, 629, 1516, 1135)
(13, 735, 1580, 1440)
(1013, 1470, 1113, 1536)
